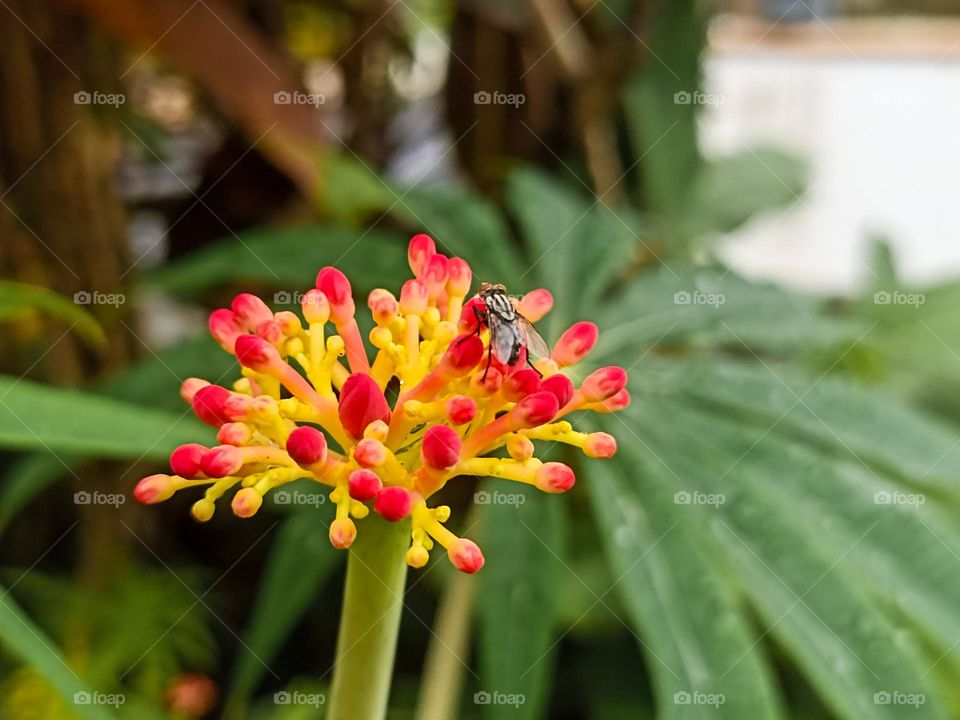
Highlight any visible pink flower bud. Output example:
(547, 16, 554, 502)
(354, 438, 387, 468)
(375, 486, 412, 521)
(231, 488, 262, 518)
(348, 469, 382, 501)
(286, 426, 328, 467)
(316, 267, 355, 323)
(535, 462, 575, 493)
(399, 279, 429, 315)
(458, 297, 485, 333)
(339, 373, 392, 439)
(581, 366, 628, 403)
(448, 538, 484, 573)
(584, 432, 617, 458)
(423, 254, 449, 296)
(134, 474, 175, 504)
(540, 374, 574, 408)
(445, 396, 476, 425)
(165, 674, 216, 718)
(301, 288, 330, 324)
(446, 258, 472, 296)
(208, 309, 242, 351)
(408, 233, 436, 276)
(231, 293, 273, 329)
(552, 322, 598, 367)
(442, 334, 484, 374)
(170, 443, 207, 478)
(255, 320, 282, 345)
(598, 389, 631, 413)
(234, 335, 282, 373)
(201, 445, 244, 477)
(191, 385, 232, 426)
(511, 391, 560, 428)
(330, 517, 357, 549)
(367, 289, 398, 326)
(422, 426, 461, 469)
(180, 378, 209, 404)
(217, 423, 252, 446)
(222, 394, 254, 421)
(503, 369, 541, 401)
(516, 289, 553, 323)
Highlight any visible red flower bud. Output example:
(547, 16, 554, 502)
(208, 309, 242, 351)
(458, 297, 486, 333)
(339, 373, 391, 439)
(581, 366, 628, 403)
(516, 289, 553, 323)
(231, 293, 273, 329)
(442, 334, 484, 374)
(422, 425, 461, 469)
(165, 674, 216, 718)
(408, 233, 436, 276)
(511, 391, 559, 428)
(301, 288, 330, 324)
(192, 385, 232, 426)
(552, 322, 598, 367)
(445, 395, 476, 424)
(535, 462, 575, 493)
(448, 538, 484, 573)
(348, 469, 382, 501)
(201, 445, 244, 477)
(134, 474, 175, 504)
(375, 486, 412, 521)
(598, 389, 631, 413)
(584, 432, 617, 458)
(399, 279, 429, 315)
(423, 254, 449, 295)
(540, 374, 574, 408)
(255, 320, 282, 345)
(354, 438, 387, 467)
(170, 443, 207, 478)
(446, 258, 472, 296)
(503, 368, 541, 401)
(234, 334, 282, 373)
(286, 426, 328, 467)
(316, 267, 355, 323)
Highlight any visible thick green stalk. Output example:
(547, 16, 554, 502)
(328, 515, 409, 720)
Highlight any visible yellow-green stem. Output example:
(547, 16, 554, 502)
(328, 515, 409, 720)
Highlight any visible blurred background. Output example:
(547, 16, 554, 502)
(3, 0, 960, 718)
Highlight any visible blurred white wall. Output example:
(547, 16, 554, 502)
(701, 46, 960, 295)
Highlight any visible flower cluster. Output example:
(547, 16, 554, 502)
(134, 235, 629, 572)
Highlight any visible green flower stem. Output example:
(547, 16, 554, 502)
(328, 515, 410, 720)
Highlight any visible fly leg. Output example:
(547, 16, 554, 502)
(481, 324, 496, 382)
(454, 305, 486, 347)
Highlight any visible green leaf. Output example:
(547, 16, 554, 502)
(589, 436, 784, 720)
(0, 376, 211, 458)
(0, 281, 105, 347)
(0, 587, 117, 720)
(227, 511, 342, 710)
(144, 225, 405, 297)
(0, 454, 64, 535)
(475, 482, 565, 720)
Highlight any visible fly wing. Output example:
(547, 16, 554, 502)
(516, 316, 551, 362)
(488, 314, 522, 364)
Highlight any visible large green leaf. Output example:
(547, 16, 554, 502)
(0, 588, 117, 720)
(589, 442, 785, 720)
(227, 511, 342, 711)
(475, 482, 565, 720)
(145, 225, 405, 297)
(0, 281, 105, 347)
(0, 376, 211, 458)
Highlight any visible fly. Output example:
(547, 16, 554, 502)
(470, 282, 551, 380)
